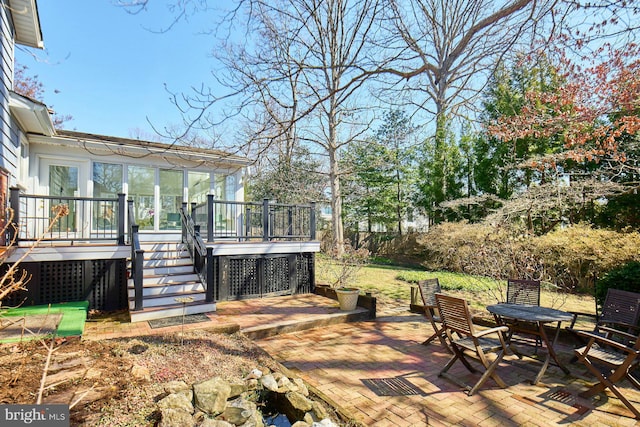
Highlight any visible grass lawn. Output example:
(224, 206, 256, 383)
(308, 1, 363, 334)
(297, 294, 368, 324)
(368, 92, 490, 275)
(316, 258, 597, 323)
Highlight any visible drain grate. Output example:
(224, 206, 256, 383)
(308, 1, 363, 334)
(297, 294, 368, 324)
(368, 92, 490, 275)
(362, 377, 426, 396)
(148, 314, 211, 329)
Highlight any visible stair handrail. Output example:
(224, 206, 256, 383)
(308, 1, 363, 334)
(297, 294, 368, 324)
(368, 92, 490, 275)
(128, 199, 144, 311)
(181, 203, 214, 303)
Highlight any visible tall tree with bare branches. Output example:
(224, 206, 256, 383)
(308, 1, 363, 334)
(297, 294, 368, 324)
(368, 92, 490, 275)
(201, 0, 385, 255)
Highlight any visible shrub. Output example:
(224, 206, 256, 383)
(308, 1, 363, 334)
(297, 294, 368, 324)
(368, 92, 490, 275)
(531, 223, 640, 292)
(414, 222, 640, 295)
(317, 242, 370, 289)
(595, 261, 640, 307)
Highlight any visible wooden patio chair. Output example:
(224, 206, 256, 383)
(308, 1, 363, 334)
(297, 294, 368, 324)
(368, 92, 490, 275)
(506, 279, 541, 306)
(417, 279, 448, 349)
(574, 328, 640, 419)
(435, 293, 510, 396)
(503, 279, 542, 349)
(567, 288, 640, 344)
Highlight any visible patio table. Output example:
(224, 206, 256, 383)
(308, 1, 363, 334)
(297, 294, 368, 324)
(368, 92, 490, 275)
(486, 303, 573, 384)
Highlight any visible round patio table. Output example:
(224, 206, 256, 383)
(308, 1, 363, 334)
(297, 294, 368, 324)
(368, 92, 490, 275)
(486, 304, 573, 384)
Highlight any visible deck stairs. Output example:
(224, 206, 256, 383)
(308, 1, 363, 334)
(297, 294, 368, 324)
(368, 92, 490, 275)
(128, 241, 216, 322)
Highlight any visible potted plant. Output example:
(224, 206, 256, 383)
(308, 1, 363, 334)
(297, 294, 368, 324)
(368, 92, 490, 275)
(335, 287, 360, 311)
(323, 243, 370, 311)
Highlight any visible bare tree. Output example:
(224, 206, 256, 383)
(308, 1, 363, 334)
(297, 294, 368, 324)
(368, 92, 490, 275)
(182, 0, 386, 255)
(381, 0, 557, 124)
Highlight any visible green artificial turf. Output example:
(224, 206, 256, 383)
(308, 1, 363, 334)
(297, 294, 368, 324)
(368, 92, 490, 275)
(1, 301, 89, 342)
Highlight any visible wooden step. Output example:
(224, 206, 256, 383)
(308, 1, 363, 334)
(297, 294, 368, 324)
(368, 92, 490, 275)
(129, 290, 208, 309)
(142, 258, 193, 268)
(141, 264, 194, 276)
(139, 273, 200, 286)
(128, 281, 205, 298)
(129, 300, 216, 323)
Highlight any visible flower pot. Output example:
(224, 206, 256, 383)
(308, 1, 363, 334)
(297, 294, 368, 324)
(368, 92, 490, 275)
(335, 288, 360, 311)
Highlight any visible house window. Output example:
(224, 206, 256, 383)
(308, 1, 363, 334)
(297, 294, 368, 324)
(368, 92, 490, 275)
(188, 171, 210, 205)
(214, 173, 236, 201)
(93, 163, 123, 196)
(128, 166, 155, 230)
(159, 169, 183, 230)
(93, 162, 123, 230)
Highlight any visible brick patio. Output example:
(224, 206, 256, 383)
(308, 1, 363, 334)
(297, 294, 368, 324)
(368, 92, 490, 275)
(83, 294, 640, 426)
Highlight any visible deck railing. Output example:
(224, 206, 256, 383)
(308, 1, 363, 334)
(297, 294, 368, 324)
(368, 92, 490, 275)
(10, 188, 126, 243)
(180, 204, 214, 303)
(9, 189, 316, 245)
(192, 195, 316, 242)
(128, 199, 144, 311)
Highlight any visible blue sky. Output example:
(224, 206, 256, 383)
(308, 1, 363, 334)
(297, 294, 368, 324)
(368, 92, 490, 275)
(17, 1, 222, 139)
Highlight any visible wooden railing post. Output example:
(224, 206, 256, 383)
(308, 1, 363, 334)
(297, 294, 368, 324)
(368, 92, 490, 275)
(310, 202, 316, 240)
(207, 194, 214, 242)
(181, 202, 188, 243)
(117, 193, 126, 245)
(9, 187, 21, 244)
(206, 246, 214, 303)
(262, 198, 270, 241)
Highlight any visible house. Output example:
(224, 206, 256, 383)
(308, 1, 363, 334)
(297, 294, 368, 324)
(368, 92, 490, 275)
(1, 0, 319, 321)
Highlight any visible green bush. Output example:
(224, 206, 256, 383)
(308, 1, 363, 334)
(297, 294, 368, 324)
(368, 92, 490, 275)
(595, 261, 640, 307)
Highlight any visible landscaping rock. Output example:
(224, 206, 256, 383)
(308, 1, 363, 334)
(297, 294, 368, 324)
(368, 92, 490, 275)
(244, 368, 263, 380)
(200, 419, 235, 427)
(284, 391, 314, 420)
(229, 380, 247, 398)
(165, 380, 193, 400)
(194, 377, 232, 415)
(156, 368, 339, 427)
(311, 401, 330, 420)
(260, 374, 279, 392)
(130, 364, 151, 381)
(293, 378, 309, 396)
(159, 408, 194, 427)
(220, 397, 256, 425)
(157, 392, 194, 413)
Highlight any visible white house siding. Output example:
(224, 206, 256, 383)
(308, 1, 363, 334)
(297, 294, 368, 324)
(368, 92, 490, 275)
(0, 3, 20, 180)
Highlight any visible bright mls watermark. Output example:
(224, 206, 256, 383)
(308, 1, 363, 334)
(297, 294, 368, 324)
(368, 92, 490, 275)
(1, 404, 69, 426)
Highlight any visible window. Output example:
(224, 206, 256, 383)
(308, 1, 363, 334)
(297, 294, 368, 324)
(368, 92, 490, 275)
(93, 163, 123, 230)
(128, 166, 155, 230)
(159, 169, 183, 230)
(188, 171, 210, 205)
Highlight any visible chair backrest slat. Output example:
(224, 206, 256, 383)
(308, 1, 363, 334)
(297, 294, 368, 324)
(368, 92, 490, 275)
(600, 288, 640, 327)
(435, 293, 474, 336)
(418, 278, 441, 308)
(506, 279, 541, 306)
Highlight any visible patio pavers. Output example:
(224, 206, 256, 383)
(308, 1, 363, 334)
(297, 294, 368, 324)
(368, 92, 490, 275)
(82, 294, 640, 426)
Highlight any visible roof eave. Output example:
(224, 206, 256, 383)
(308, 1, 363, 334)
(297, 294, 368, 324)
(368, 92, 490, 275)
(8, 0, 44, 49)
(9, 91, 56, 136)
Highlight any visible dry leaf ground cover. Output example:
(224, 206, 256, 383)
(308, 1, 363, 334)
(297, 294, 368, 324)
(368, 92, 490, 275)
(0, 329, 283, 426)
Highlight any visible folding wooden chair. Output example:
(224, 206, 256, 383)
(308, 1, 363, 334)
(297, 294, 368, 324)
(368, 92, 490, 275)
(435, 293, 510, 395)
(503, 279, 542, 349)
(574, 328, 640, 419)
(567, 288, 640, 343)
(506, 279, 541, 306)
(417, 279, 448, 348)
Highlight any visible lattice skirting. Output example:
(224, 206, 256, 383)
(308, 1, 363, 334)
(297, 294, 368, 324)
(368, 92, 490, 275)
(217, 252, 315, 300)
(2, 259, 128, 311)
